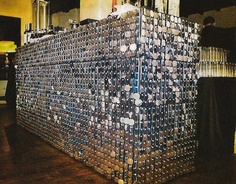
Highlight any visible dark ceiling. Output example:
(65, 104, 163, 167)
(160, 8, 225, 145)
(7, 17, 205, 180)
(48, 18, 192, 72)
(46, 0, 80, 14)
(180, 0, 236, 17)
(47, 0, 236, 17)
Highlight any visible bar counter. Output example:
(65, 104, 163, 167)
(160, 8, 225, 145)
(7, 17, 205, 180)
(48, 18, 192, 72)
(15, 8, 200, 184)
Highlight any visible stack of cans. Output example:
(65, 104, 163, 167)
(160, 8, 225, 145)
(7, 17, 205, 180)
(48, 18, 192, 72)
(15, 8, 200, 184)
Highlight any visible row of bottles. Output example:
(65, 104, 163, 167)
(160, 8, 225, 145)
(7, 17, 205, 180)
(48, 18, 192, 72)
(24, 0, 52, 45)
(199, 47, 229, 63)
(24, 23, 56, 45)
(197, 61, 236, 78)
(197, 46, 236, 77)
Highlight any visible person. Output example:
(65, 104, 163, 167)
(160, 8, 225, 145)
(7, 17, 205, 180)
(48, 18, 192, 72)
(199, 16, 226, 49)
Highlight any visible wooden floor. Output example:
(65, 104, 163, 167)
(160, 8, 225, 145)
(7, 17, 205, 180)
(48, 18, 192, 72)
(0, 104, 235, 184)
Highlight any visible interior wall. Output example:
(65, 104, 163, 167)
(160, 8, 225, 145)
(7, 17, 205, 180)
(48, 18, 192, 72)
(0, 0, 33, 46)
(52, 8, 80, 29)
(187, 6, 236, 28)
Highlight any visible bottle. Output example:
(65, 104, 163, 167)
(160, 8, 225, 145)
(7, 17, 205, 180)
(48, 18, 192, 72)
(30, 30, 36, 43)
(150, 0, 155, 10)
(42, 29, 47, 37)
(155, 0, 164, 13)
(112, 0, 117, 12)
(135, 0, 141, 8)
(48, 25, 55, 35)
(27, 23, 32, 44)
(24, 24, 28, 45)
(144, 0, 148, 7)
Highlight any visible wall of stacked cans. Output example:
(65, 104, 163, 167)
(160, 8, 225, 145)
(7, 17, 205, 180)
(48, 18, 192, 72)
(15, 8, 200, 184)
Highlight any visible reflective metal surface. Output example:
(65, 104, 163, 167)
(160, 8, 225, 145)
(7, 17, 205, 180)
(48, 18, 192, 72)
(15, 8, 200, 184)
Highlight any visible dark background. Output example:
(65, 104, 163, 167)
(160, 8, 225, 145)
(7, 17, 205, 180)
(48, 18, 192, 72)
(0, 16, 21, 47)
(180, 0, 236, 17)
(0, 16, 20, 81)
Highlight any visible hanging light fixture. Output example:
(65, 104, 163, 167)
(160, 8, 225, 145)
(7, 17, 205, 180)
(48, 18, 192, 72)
(0, 41, 16, 53)
(0, 41, 17, 68)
